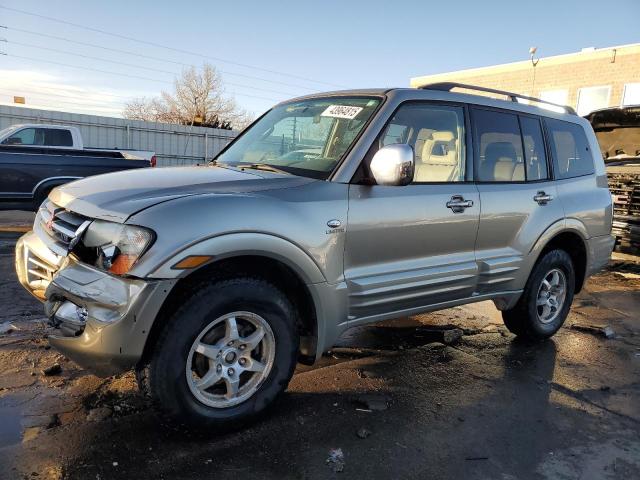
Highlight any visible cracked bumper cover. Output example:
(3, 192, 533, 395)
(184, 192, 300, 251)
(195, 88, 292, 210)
(16, 232, 175, 377)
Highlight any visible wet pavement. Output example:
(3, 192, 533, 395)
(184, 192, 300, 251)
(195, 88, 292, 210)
(0, 228, 639, 479)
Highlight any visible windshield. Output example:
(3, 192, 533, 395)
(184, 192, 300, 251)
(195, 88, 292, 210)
(215, 96, 382, 179)
(0, 125, 19, 140)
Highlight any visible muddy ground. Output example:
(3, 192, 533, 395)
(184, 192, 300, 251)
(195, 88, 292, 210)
(1, 225, 639, 479)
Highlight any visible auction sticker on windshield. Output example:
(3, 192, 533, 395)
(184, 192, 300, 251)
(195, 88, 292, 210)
(321, 105, 363, 119)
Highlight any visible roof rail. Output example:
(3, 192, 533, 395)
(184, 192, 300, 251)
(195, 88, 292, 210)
(419, 82, 577, 115)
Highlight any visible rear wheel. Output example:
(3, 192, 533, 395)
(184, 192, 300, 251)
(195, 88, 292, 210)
(137, 277, 299, 427)
(502, 249, 575, 339)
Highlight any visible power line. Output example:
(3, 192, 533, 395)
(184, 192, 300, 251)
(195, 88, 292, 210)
(0, 94, 123, 111)
(8, 40, 297, 97)
(13, 83, 146, 101)
(0, 88, 127, 107)
(0, 4, 346, 88)
(5, 53, 283, 103)
(8, 26, 323, 92)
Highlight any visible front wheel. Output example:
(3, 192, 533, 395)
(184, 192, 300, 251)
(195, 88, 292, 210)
(502, 249, 575, 340)
(137, 277, 299, 427)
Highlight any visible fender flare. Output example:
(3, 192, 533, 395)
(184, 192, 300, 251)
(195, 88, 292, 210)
(529, 218, 589, 259)
(147, 232, 327, 285)
(32, 176, 81, 202)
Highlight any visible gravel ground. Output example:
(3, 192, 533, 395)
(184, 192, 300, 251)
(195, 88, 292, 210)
(0, 226, 639, 480)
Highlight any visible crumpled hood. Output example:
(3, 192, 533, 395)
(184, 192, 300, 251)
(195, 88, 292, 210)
(49, 165, 315, 222)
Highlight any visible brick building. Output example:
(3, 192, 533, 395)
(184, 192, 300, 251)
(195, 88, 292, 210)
(410, 43, 640, 116)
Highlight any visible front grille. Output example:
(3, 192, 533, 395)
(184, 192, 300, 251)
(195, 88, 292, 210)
(36, 200, 89, 256)
(608, 169, 640, 254)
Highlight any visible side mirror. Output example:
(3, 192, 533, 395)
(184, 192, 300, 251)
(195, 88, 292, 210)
(4, 137, 22, 145)
(369, 143, 414, 186)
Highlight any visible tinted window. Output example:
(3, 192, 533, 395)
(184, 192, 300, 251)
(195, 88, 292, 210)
(44, 129, 73, 147)
(546, 119, 594, 179)
(376, 103, 466, 183)
(520, 116, 549, 181)
(473, 109, 524, 182)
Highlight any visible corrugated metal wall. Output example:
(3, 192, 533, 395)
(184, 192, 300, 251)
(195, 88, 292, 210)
(0, 105, 238, 166)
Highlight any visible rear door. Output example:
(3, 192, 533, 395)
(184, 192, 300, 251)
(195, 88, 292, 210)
(345, 102, 480, 322)
(471, 107, 565, 294)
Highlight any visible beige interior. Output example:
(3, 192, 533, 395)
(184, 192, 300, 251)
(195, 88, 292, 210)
(414, 130, 461, 182)
(480, 142, 525, 181)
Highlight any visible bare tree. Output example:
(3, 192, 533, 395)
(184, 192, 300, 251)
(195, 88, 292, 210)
(123, 64, 253, 130)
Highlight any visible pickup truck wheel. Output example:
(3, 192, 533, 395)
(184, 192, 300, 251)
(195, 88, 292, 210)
(138, 277, 299, 428)
(502, 249, 575, 339)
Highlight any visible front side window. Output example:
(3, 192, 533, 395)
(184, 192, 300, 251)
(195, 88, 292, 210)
(546, 119, 594, 179)
(216, 97, 381, 179)
(374, 103, 466, 183)
(473, 109, 525, 182)
(2, 127, 41, 146)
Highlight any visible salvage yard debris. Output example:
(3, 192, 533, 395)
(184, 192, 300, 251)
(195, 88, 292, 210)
(571, 323, 616, 339)
(42, 363, 62, 376)
(326, 448, 345, 473)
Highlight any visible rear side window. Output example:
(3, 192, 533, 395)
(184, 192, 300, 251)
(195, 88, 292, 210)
(545, 119, 594, 179)
(520, 116, 549, 181)
(43, 129, 73, 147)
(472, 109, 525, 182)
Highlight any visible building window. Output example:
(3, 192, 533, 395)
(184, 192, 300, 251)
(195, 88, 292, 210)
(577, 86, 611, 116)
(539, 90, 569, 112)
(622, 83, 640, 106)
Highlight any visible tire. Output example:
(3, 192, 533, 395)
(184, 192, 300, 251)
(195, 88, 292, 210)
(502, 249, 575, 340)
(137, 277, 299, 428)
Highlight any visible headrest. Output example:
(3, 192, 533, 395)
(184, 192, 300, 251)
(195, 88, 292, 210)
(432, 131, 454, 142)
(485, 142, 516, 161)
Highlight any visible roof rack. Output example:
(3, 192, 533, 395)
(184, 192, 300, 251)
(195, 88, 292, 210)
(419, 82, 577, 115)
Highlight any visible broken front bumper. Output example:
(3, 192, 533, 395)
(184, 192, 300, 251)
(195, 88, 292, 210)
(16, 231, 175, 376)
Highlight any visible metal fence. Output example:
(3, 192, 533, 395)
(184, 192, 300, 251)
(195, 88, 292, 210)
(0, 105, 238, 166)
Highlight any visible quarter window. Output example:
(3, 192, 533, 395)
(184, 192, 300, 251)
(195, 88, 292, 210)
(520, 116, 549, 181)
(375, 103, 466, 183)
(473, 109, 525, 182)
(545, 119, 594, 179)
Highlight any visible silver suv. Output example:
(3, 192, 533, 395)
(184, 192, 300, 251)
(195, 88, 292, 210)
(16, 83, 614, 426)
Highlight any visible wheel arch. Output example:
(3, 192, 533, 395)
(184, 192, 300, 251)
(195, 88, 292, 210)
(530, 220, 589, 293)
(140, 253, 322, 369)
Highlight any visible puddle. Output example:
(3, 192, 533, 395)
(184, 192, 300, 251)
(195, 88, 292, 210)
(336, 324, 462, 350)
(0, 398, 24, 448)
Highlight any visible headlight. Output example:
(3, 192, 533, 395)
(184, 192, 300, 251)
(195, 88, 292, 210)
(81, 220, 155, 275)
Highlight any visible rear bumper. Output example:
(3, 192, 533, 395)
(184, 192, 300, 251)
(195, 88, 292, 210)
(586, 234, 616, 277)
(16, 231, 175, 376)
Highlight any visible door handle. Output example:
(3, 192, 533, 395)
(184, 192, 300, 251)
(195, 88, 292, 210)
(446, 195, 474, 213)
(533, 191, 553, 205)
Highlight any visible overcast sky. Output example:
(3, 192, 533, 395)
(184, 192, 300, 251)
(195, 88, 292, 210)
(0, 0, 638, 118)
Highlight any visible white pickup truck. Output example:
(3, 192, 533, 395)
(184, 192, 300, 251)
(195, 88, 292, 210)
(0, 124, 156, 164)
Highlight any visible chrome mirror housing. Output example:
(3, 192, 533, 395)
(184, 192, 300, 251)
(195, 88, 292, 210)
(369, 144, 414, 186)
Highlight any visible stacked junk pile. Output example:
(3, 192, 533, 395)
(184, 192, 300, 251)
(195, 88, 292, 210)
(608, 165, 640, 253)
(586, 106, 640, 255)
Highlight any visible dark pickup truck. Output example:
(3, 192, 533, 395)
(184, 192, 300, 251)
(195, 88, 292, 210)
(0, 145, 152, 211)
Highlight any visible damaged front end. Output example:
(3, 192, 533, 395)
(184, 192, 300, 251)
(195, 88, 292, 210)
(15, 200, 174, 376)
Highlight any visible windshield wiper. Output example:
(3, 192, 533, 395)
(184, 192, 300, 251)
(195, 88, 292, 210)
(235, 163, 289, 174)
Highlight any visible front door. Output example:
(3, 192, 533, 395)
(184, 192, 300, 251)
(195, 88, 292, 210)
(345, 102, 480, 323)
